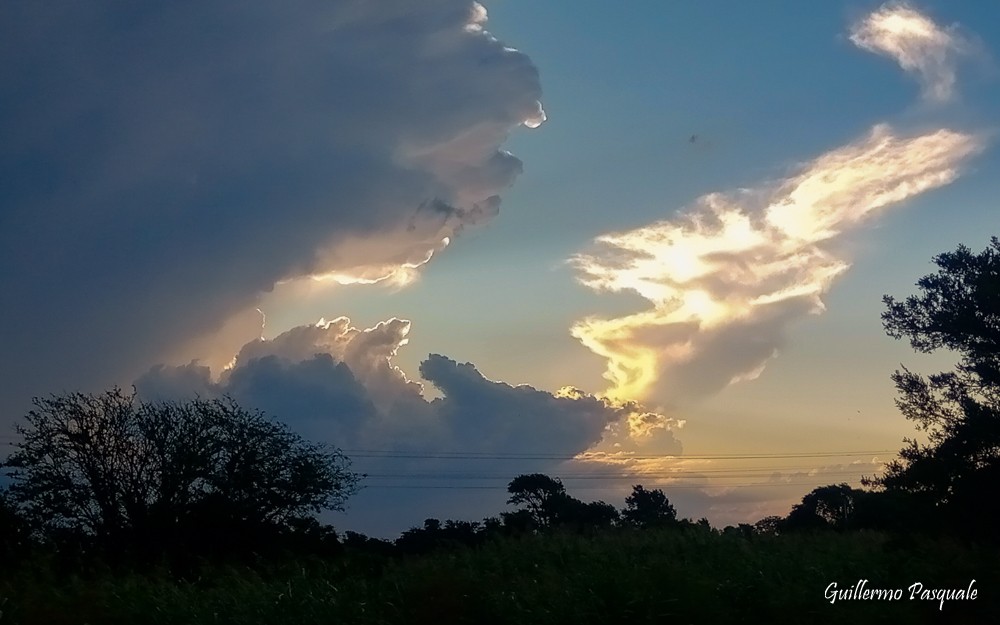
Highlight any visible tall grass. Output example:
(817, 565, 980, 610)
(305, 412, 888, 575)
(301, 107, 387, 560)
(1, 528, 995, 624)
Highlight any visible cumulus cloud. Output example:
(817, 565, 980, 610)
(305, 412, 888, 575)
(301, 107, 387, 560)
(138, 316, 679, 454)
(136, 316, 682, 533)
(570, 124, 983, 403)
(0, 0, 543, 422)
(849, 2, 968, 103)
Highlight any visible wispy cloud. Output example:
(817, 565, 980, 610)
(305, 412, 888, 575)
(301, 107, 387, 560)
(849, 2, 968, 103)
(571, 125, 982, 403)
(568, 2, 986, 407)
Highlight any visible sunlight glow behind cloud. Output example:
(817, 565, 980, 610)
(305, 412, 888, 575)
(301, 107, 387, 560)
(568, 2, 986, 406)
(136, 315, 684, 531)
(0, 0, 545, 421)
(571, 126, 983, 403)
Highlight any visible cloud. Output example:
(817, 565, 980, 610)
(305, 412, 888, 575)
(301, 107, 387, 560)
(136, 316, 682, 534)
(566, 3, 988, 406)
(553, 1, 990, 529)
(849, 2, 968, 103)
(0, 1, 543, 422)
(137, 316, 680, 455)
(570, 124, 984, 404)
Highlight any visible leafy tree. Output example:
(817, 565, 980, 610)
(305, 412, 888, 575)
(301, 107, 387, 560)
(722, 523, 754, 538)
(753, 515, 783, 536)
(621, 485, 677, 528)
(544, 493, 620, 530)
(480, 515, 503, 538)
(578, 500, 620, 529)
(867, 237, 1000, 533)
(499, 508, 537, 534)
(849, 489, 928, 532)
(1, 388, 360, 561)
(506, 473, 566, 528)
(505, 474, 620, 531)
(342, 530, 395, 557)
(395, 518, 485, 554)
(783, 484, 860, 531)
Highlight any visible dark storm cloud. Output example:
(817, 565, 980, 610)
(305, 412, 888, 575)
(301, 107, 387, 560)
(0, 0, 543, 422)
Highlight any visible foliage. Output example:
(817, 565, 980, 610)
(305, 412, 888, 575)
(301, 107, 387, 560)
(0, 490, 32, 561)
(505, 474, 621, 531)
(1, 461, 997, 623)
(783, 484, 860, 531)
(753, 516, 783, 536)
(1, 388, 360, 562)
(395, 518, 484, 554)
(505, 473, 567, 528)
(870, 237, 1000, 534)
(1, 528, 994, 625)
(621, 485, 676, 528)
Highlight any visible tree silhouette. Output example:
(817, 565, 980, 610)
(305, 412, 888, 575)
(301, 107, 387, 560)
(499, 508, 538, 534)
(722, 523, 754, 538)
(505, 474, 621, 531)
(621, 485, 677, 528)
(1, 388, 360, 562)
(578, 500, 620, 529)
(506, 473, 566, 528)
(783, 484, 860, 531)
(867, 237, 1000, 534)
(544, 493, 620, 530)
(753, 515, 783, 536)
(395, 518, 485, 555)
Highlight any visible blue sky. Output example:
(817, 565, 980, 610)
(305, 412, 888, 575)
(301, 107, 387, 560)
(267, 1, 999, 430)
(2, 1, 998, 536)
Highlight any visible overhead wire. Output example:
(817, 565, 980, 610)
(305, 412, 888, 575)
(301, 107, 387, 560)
(342, 449, 895, 461)
(358, 481, 872, 490)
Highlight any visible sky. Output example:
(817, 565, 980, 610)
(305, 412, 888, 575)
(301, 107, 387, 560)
(2, 0, 999, 537)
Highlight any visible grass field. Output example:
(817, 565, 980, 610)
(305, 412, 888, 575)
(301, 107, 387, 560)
(2, 528, 996, 625)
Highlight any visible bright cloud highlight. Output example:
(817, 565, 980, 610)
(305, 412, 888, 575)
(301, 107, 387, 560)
(849, 2, 967, 103)
(571, 124, 983, 403)
(0, 1, 544, 422)
(568, 3, 986, 405)
(136, 316, 683, 533)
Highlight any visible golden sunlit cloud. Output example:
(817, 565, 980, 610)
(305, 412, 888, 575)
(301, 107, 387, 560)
(849, 2, 967, 103)
(571, 124, 984, 404)
(308, 240, 447, 288)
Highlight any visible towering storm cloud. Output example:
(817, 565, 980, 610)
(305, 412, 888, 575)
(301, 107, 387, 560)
(569, 3, 987, 404)
(0, 1, 543, 421)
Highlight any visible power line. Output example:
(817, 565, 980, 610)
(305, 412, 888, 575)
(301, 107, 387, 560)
(0, 436, 897, 460)
(344, 450, 895, 461)
(359, 480, 869, 491)
(0, 437, 898, 456)
(360, 470, 877, 480)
